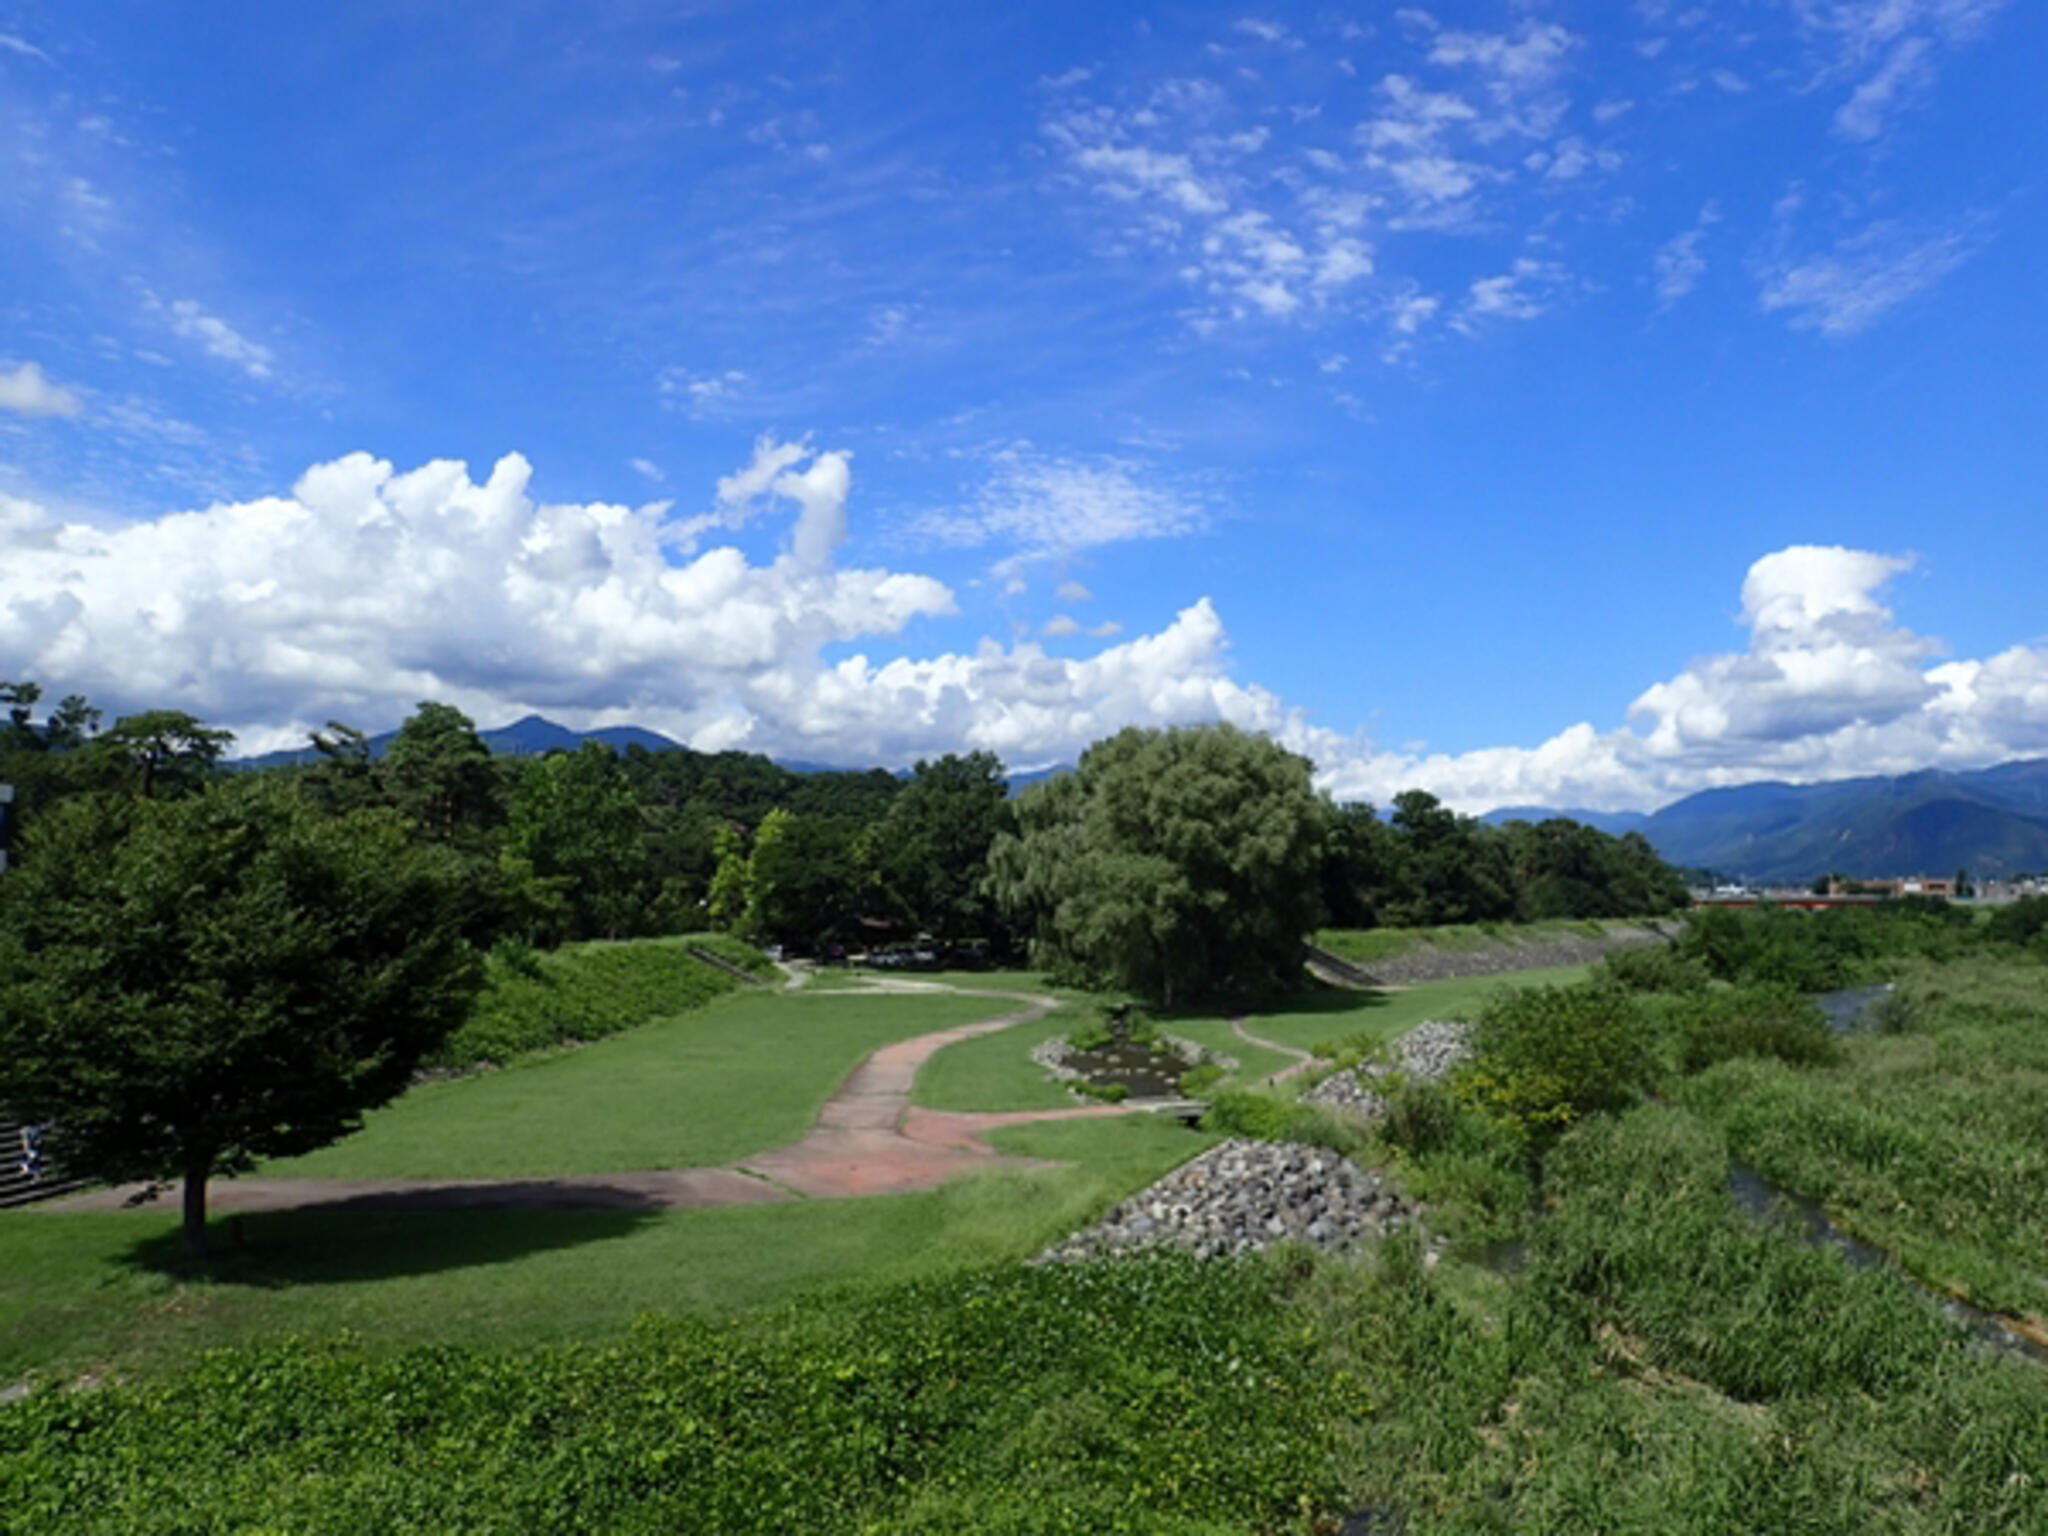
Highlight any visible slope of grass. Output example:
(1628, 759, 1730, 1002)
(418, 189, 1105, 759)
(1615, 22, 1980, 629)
(1314, 917, 1626, 964)
(1234, 964, 1596, 1058)
(265, 988, 1019, 1180)
(435, 932, 773, 1070)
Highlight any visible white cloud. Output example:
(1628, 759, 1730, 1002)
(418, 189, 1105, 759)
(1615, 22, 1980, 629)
(1307, 544, 2048, 812)
(1758, 220, 1974, 337)
(0, 443, 962, 760)
(1652, 204, 1719, 305)
(658, 367, 750, 417)
(0, 32, 50, 61)
(1795, 0, 2006, 141)
(1043, 614, 1082, 637)
(1457, 257, 1568, 328)
(0, 360, 83, 418)
(157, 298, 274, 379)
(912, 450, 1206, 567)
(1833, 35, 1934, 140)
(1056, 579, 1093, 603)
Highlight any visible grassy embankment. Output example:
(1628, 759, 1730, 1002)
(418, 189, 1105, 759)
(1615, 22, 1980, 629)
(1314, 916, 1645, 965)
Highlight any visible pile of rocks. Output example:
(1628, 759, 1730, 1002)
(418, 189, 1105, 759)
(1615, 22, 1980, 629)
(1302, 1019, 1475, 1120)
(1039, 1138, 1438, 1263)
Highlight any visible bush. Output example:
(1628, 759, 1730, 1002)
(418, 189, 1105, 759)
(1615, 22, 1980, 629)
(1073, 1079, 1129, 1104)
(1665, 984, 1839, 1076)
(1177, 1062, 1225, 1098)
(1596, 944, 1710, 995)
(1200, 1090, 1369, 1156)
(1453, 982, 1652, 1150)
(1377, 1077, 1459, 1155)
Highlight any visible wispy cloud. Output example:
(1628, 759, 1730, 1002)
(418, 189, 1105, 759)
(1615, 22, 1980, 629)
(0, 32, 50, 62)
(1652, 203, 1720, 305)
(658, 366, 750, 418)
(911, 449, 1206, 571)
(146, 295, 275, 380)
(1758, 219, 1976, 337)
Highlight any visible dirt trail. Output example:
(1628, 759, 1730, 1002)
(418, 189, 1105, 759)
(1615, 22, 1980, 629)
(1229, 1017, 1319, 1087)
(54, 982, 1134, 1216)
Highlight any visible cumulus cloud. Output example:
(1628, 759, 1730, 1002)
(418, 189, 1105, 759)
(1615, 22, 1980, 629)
(1310, 544, 2048, 812)
(0, 444, 957, 756)
(5, 457, 2040, 810)
(0, 360, 82, 417)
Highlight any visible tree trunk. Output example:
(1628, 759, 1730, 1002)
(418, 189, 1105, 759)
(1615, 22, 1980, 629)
(181, 1159, 211, 1259)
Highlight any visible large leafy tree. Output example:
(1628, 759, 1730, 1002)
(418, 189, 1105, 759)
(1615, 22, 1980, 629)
(988, 724, 1326, 1006)
(0, 778, 484, 1256)
(874, 751, 1012, 942)
(384, 701, 500, 842)
(87, 710, 234, 799)
(503, 741, 651, 942)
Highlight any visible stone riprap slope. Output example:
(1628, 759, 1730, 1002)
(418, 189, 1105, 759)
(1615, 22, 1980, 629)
(1303, 1019, 1475, 1120)
(1040, 1139, 1440, 1263)
(1315, 920, 1675, 988)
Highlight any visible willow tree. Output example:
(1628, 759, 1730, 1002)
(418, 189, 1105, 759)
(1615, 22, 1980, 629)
(988, 724, 1326, 1006)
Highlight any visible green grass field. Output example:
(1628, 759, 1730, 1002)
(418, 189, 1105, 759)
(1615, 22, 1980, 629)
(1, 1113, 1214, 1385)
(264, 988, 1021, 1180)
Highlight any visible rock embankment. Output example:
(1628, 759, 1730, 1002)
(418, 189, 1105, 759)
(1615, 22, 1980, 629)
(1039, 1138, 1439, 1263)
(1313, 920, 1675, 988)
(1302, 1019, 1474, 1119)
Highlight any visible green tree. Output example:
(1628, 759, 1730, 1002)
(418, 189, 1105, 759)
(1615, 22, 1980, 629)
(705, 822, 752, 932)
(88, 709, 234, 799)
(874, 751, 1012, 942)
(504, 742, 650, 942)
(988, 724, 1326, 1006)
(0, 779, 483, 1256)
(384, 701, 500, 841)
(746, 807, 864, 946)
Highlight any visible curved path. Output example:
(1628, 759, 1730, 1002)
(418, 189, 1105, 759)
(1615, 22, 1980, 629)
(55, 979, 1137, 1217)
(1230, 1016, 1319, 1087)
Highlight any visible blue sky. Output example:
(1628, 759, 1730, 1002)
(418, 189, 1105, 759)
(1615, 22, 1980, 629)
(2, 0, 2043, 809)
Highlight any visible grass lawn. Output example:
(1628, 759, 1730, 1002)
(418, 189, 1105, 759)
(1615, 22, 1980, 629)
(0, 1114, 1213, 1385)
(263, 988, 1020, 1180)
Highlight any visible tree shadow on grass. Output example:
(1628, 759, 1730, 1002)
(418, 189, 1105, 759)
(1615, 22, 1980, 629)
(118, 1188, 665, 1288)
(1157, 983, 1397, 1028)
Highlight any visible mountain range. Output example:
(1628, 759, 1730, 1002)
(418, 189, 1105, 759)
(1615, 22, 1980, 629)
(1484, 760, 2048, 884)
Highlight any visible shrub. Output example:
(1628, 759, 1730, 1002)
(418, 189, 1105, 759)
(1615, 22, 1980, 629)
(1177, 1062, 1225, 1098)
(1453, 982, 1652, 1150)
(1073, 1079, 1129, 1104)
(1666, 984, 1839, 1076)
(1378, 1077, 1459, 1155)
(1200, 1090, 1369, 1156)
(1597, 944, 1710, 995)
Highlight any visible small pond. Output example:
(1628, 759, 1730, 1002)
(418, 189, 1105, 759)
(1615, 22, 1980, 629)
(1056, 1040, 1189, 1100)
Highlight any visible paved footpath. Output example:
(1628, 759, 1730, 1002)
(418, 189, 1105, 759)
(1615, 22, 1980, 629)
(55, 981, 1135, 1216)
